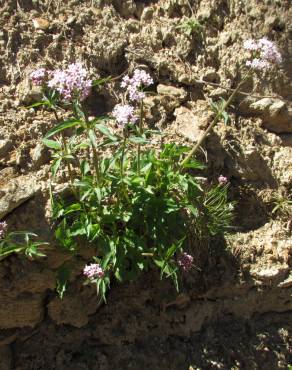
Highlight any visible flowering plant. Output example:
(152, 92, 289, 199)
(0, 221, 47, 260)
(27, 63, 234, 301)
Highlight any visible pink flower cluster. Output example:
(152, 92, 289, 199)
(83, 263, 104, 279)
(244, 38, 282, 70)
(218, 175, 228, 185)
(177, 252, 193, 272)
(30, 68, 47, 86)
(30, 63, 92, 102)
(112, 104, 138, 127)
(48, 63, 92, 101)
(121, 69, 153, 102)
(0, 221, 8, 239)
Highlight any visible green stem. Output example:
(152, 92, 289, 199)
(137, 100, 144, 175)
(80, 103, 101, 183)
(53, 110, 75, 187)
(180, 72, 251, 168)
(120, 136, 127, 179)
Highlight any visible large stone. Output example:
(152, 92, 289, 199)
(0, 346, 12, 370)
(249, 98, 292, 133)
(48, 287, 98, 328)
(173, 106, 206, 142)
(250, 265, 289, 284)
(0, 294, 44, 329)
(157, 84, 187, 100)
(0, 140, 12, 158)
(30, 143, 50, 169)
(0, 174, 41, 219)
(17, 77, 42, 104)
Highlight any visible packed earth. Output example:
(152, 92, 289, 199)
(0, 0, 291, 369)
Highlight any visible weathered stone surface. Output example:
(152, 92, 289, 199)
(0, 174, 40, 219)
(30, 143, 50, 169)
(157, 84, 187, 100)
(273, 147, 292, 186)
(249, 99, 292, 133)
(0, 269, 55, 297)
(250, 265, 289, 283)
(32, 18, 50, 30)
(0, 346, 12, 370)
(17, 77, 43, 104)
(0, 140, 12, 158)
(278, 274, 292, 288)
(280, 134, 292, 147)
(48, 288, 98, 328)
(0, 294, 44, 329)
(173, 106, 205, 142)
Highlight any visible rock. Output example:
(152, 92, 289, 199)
(30, 143, 50, 169)
(0, 346, 12, 370)
(0, 294, 44, 329)
(0, 174, 41, 219)
(280, 134, 292, 147)
(156, 84, 188, 114)
(17, 77, 42, 104)
(32, 18, 50, 30)
(249, 98, 292, 133)
(278, 274, 292, 288)
(201, 68, 220, 83)
(273, 148, 292, 186)
(141, 7, 154, 22)
(48, 287, 98, 328)
(0, 269, 56, 297)
(241, 147, 275, 184)
(157, 84, 187, 100)
(173, 106, 205, 142)
(251, 265, 289, 284)
(0, 140, 12, 158)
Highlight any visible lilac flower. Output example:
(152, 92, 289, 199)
(177, 252, 193, 272)
(121, 69, 153, 102)
(112, 104, 138, 127)
(218, 175, 228, 185)
(258, 38, 282, 64)
(83, 263, 104, 279)
(30, 68, 47, 86)
(243, 39, 259, 51)
(48, 63, 92, 102)
(244, 38, 282, 70)
(0, 221, 8, 239)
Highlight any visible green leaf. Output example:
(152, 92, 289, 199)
(43, 138, 62, 150)
(129, 136, 148, 145)
(51, 157, 62, 177)
(187, 204, 199, 217)
(80, 160, 90, 176)
(95, 123, 117, 142)
(92, 76, 112, 87)
(25, 101, 49, 109)
(45, 119, 81, 138)
(88, 129, 98, 148)
(56, 264, 71, 299)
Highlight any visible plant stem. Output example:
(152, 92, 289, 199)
(52, 110, 75, 186)
(180, 73, 251, 168)
(137, 100, 144, 175)
(80, 103, 101, 184)
(120, 135, 127, 179)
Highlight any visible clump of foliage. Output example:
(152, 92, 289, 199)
(15, 37, 281, 302)
(0, 221, 46, 260)
(176, 17, 204, 36)
(27, 64, 233, 301)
